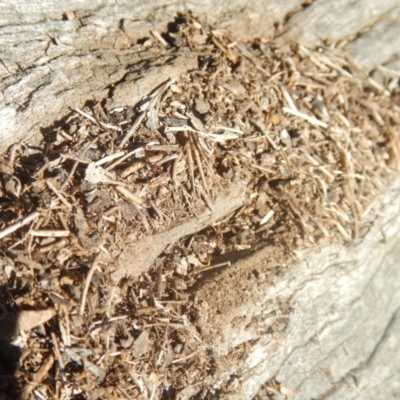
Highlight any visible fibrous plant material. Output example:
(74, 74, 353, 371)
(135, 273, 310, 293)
(0, 12, 399, 400)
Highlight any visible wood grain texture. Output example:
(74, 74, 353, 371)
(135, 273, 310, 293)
(282, 0, 400, 84)
(346, 5, 400, 71)
(283, 0, 400, 47)
(2, 0, 400, 155)
(190, 177, 400, 399)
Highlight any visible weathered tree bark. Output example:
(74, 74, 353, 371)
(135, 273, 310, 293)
(2, 0, 400, 153)
(1, 1, 400, 399)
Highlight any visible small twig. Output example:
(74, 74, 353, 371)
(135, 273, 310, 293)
(283, 107, 328, 128)
(118, 111, 147, 149)
(105, 287, 116, 319)
(57, 212, 69, 231)
(34, 157, 63, 177)
(0, 211, 40, 240)
(107, 143, 157, 171)
(165, 125, 240, 142)
(31, 230, 70, 237)
(115, 186, 150, 232)
(149, 199, 163, 219)
(191, 135, 209, 194)
(44, 157, 53, 173)
(8, 143, 22, 164)
(122, 153, 164, 178)
(234, 41, 268, 74)
(172, 152, 183, 187)
(120, 160, 145, 177)
(156, 153, 179, 166)
(46, 180, 73, 211)
(250, 163, 275, 174)
(185, 140, 195, 191)
(287, 199, 309, 236)
(115, 186, 144, 206)
(281, 85, 298, 111)
(195, 179, 214, 211)
(21, 354, 54, 400)
(194, 137, 222, 189)
(115, 385, 132, 400)
(213, 211, 236, 226)
(28, 216, 42, 257)
(215, 125, 244, 134)
(100, 121, 123, 132)
(171, 349, 201, 364)
(132, 201, 150, 232)
(150, 30, 169, 47)
(50, 332, 67, 385)
(60, 138, 98, 190)
(181, 187, 197, 218)
(146, 144, 180, 152)
(250, 119, 279, 150)
(318, 54, 355, 80)
(189, 261, 231, 276)
(95, 151, 126, 166)
(155, 261, 163, 299)
(75, 107, 122, 132)
(80, 254, 103, 316)
(39, 238, 68, 253)
(118, 79, 174, 148)
(59, 129, 73, 141)
(260, 210, 275, 225)
(316, 166, 335, 182)
(60, 153, 92, 164)
(74, 107, 98, 125)
(331, 219, 352, 241)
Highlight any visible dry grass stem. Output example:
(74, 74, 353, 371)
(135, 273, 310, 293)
(46, 181, 73, 211)
(190, 136, 209, 194)
(250, 119, 279, 150)
(79, 254, 103, 316)
(151, 29, 169, 47)
(119, 79, 174, 148)
(189, 261, 231, 276)
(0, 211, 40, 240)
(95, 151, 126, 166)
(282, 107, 328, 128)
(31, 230, 70, 237)
(115, 185, 145, 206)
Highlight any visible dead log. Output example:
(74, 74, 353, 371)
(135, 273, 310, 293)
(1, 1, 400, 399)
(2, 0, 400, 153)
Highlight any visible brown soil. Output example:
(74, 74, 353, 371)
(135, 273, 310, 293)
(0, 12, 399, 400)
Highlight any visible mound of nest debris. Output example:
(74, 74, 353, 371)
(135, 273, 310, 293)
(0, 12, 399, 400)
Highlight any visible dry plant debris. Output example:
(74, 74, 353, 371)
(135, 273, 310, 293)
(0, 12, 399, 400)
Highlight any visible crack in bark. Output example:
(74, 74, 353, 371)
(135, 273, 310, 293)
(342, 5, 399, 44)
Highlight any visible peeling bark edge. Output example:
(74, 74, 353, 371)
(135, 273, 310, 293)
(111, 181, 247, 282)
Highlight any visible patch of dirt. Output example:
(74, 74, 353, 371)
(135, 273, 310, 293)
(0, 12, 399, 400)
